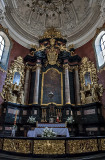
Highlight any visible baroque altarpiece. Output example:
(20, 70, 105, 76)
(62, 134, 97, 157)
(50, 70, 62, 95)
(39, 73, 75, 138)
(0, 28, 104, 136)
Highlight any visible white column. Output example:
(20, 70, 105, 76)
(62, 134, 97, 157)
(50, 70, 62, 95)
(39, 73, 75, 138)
(33, 63, 41, 104)
(74, 66, 81, 105)
(24, 66, 30, 104)
(63, 64, 71, 104)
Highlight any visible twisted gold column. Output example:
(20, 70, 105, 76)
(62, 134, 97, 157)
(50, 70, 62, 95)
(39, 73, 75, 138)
(33, 63, 41, 104)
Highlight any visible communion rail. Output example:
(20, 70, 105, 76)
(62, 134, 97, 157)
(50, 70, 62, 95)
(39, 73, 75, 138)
(0, 136, 105, 157)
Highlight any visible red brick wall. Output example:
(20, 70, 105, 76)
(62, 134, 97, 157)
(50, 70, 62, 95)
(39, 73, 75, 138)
(8, 40, 30, 67)
(76, 39, 96, 64)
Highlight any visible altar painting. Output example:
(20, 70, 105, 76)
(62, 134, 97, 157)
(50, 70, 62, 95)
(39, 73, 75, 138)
(41, 68, 63, 106)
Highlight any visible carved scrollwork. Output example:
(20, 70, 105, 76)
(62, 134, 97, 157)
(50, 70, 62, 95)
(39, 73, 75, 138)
(46, 47, 58, 65)
(1, 56, 25, 104)
(80, 57, 104, 104)
(39, 27, 63, 40)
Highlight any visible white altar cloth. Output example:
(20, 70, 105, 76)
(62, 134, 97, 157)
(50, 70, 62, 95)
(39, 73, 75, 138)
(37, 123, 66, 128)
(27, 128, 70, 137)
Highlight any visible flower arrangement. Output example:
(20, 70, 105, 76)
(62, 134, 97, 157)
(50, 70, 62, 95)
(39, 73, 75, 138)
(66, 115, 74, 124)
(42, 127, 57, 137)
(27, 116, 36, 123)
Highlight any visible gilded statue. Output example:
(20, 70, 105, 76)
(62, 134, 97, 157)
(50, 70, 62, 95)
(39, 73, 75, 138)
(1, 57, 25, 104)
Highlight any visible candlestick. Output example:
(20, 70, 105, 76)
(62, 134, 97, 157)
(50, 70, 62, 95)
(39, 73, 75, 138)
(14, 110, 18, 125)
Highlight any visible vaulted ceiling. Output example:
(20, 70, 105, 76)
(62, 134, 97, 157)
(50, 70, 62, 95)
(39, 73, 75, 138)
(0, 0, 105, 48)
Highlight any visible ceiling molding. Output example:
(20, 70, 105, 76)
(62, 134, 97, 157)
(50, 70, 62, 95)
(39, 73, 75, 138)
(0, 0, 104, 49)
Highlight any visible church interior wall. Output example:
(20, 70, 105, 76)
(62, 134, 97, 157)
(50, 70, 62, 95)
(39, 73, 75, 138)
(8, 40, 30, 68)
(0, 0, 105, 157)
(76, 38, 105, 118)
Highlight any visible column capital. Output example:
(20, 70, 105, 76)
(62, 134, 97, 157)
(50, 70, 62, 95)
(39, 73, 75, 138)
(32, 66, 36, 72)
(63, 63, 70, 69)
(74, 65, 79, 70)
(36, 63, 42, 68)
(68, 65, 79, 72)
(31, 63, 42, 72)
(69, 66, 74, 72)
(25, 65, 32, 70)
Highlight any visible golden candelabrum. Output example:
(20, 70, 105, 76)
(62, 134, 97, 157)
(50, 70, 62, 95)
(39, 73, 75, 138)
(79, 57, 104, 104)
(1, 56, 25, 104)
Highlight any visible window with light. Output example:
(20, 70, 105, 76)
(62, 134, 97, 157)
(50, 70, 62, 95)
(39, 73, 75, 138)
(95, 31, 105, 69)
(100, 34, 105, 62)
(0, 35, 4, 62)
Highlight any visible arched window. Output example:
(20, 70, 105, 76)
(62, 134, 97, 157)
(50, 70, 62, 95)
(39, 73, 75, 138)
(100, 34, 105, 61)
(95, 31, 105, 69)
(0, 30, 12, 71)
(0, 35, 5, 61)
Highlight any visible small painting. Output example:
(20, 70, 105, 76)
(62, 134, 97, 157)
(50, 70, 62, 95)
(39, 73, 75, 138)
(84, 72, 91, 86)
(13, 72, 20, 85)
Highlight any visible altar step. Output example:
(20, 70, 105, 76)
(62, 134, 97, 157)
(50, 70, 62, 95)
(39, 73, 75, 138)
(0, 153, 105, 160)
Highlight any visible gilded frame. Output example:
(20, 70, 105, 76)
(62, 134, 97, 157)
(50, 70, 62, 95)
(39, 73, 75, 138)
(41, 68, 63, 106)
(83, 70, 92, 87)
(12, 71, 21, 85)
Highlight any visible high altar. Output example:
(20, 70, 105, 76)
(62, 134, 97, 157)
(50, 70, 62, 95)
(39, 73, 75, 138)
(0, 28, 104, 137)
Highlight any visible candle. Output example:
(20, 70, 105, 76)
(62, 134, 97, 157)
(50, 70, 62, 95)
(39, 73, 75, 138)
(14, 110, 18, 125)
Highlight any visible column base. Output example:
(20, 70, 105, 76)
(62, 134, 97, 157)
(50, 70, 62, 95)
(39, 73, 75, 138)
(65, 102, 71, 105)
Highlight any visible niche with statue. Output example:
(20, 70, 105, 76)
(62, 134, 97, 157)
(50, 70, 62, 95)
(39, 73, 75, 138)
(1, 56, 25, 104)
(80, 57, 103, 105)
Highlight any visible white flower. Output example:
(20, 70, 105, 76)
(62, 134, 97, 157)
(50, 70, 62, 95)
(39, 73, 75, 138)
(42, 127, 56, 137)
(50, 128, 53, 132)
(67, 116, 74, 124)
(47, 135, 50, 137)
(27, 116, 36, 123)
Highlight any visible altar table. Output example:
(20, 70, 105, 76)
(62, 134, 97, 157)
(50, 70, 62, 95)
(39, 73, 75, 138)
(27, 128, 70, 137)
